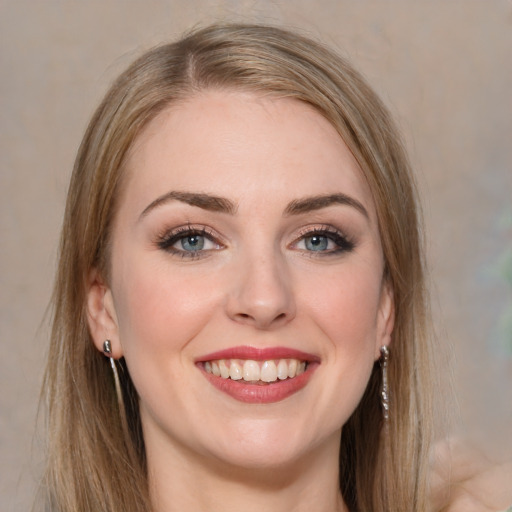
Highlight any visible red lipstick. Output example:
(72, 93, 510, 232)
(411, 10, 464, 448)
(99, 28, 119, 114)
(196, 345, 319, 404)
(196, 346, 320, 363)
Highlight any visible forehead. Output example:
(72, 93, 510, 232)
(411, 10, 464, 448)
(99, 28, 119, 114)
(122, 89, 376, 219)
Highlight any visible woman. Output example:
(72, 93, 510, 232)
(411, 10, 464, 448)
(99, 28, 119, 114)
(41, 23, 506, 512)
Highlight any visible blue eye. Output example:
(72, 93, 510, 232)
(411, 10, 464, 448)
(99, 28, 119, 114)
(157, 227, 221, 257)
(304, 235, 331, 251)
(179, 234, 205, 251)
(295, 228, 354, 255)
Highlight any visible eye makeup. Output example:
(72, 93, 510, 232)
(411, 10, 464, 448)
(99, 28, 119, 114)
(154, 220, 356, 261)
(155, 224, 224, 259)
(290, 224, 355, 256)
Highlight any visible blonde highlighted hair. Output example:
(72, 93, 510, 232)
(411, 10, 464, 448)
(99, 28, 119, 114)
(41, 23, 436, 512)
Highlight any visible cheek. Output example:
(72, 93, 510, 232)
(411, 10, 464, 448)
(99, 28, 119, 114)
(303, 264, 383, 351)
(110, 259, 227, 432)
(327, 280, 381, 382)
(112, 258, 223, 360)
(288, 262, 384, 435)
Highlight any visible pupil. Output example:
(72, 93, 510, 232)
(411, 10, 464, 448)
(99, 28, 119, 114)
(182, 235, 204, 251)
(306, 235, 328, 251)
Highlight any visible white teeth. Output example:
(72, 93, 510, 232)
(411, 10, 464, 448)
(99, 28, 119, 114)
(229, 361, 243, 380)
(204, 358, 309, 382)
(277, 359, 288, 380)
(260, 361, 277, 382)
(288, 359, 297, 378)
(243, 360, 260, 381)
(219, 360, 230, 379)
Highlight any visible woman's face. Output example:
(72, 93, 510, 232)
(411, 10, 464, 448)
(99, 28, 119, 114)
(88, 90, 393, 471)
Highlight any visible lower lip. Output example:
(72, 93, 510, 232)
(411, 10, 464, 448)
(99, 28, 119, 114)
(199, 363, 318, 404)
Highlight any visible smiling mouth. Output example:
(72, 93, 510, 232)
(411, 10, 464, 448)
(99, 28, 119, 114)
(202, 358, 308, 384)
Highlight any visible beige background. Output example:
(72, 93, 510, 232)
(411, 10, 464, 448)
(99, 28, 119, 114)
(1, 1, 511, 510)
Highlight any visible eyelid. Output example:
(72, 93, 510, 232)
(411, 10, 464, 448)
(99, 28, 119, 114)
(155, 224, 226, 257)
(293, 223, 346, 237)
(289, 224, 355, 254)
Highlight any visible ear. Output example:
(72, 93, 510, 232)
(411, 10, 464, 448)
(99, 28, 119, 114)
(86, 269, 123, 359)
(374, 279, 395, 360)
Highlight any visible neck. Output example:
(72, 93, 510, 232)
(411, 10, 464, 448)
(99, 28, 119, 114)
(146, 431, 348, 512)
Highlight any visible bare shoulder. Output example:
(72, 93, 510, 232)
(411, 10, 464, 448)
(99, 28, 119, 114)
(429, 437, 512, 512)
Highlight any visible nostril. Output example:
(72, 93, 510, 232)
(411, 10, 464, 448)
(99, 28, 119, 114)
(233, 311, 288, 327)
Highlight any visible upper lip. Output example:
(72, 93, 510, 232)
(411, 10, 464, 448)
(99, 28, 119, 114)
(195, 345, 320, 363)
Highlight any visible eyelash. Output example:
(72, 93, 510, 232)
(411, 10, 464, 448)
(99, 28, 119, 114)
(291, 225, 355, 256)
(155, 224, 355, 259)
(156, 225, 222, 259)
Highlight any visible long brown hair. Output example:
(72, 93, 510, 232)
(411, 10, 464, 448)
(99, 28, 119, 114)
(41, 23, 436, 512)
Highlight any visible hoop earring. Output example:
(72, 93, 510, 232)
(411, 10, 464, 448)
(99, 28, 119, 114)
(379, 345, 390, 421)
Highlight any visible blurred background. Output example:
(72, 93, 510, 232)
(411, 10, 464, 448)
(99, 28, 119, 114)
(1, 1, 511, 510)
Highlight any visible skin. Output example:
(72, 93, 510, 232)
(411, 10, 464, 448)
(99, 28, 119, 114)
(429, 438, 512, 512)
(87, 90, 394, 512)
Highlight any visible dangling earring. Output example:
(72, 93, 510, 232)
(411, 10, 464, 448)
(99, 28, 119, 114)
(103, 340, 118, 377)
(103, 340, 126, 418)
(379, 345, 390, 421)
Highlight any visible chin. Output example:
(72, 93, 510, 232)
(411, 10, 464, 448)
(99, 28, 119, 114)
(201, 417, 337, 472)
(210, 443, 308, 473)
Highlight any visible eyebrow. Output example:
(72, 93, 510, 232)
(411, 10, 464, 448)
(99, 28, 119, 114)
(139, 191, 237, 219)
(139, 191, 368, 220)
(284, 193, 369, 219)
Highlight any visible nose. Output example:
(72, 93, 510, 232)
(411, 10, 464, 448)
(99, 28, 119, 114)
(225, 249, 296, 330)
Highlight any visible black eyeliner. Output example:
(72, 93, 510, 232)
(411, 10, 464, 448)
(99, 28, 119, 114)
(155, 224, 220, 258)
(295, 225, 355, 255)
